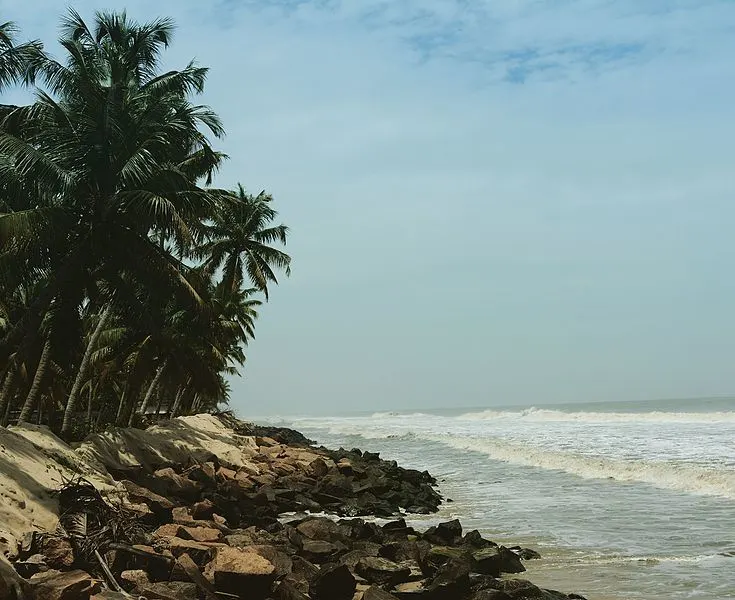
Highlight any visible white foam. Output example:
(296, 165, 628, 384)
(432, 434, 735, 499)
(458, 407, 735, 423)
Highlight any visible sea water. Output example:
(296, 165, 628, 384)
(259, 397, 735, 600)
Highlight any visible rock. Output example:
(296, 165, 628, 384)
(426, 559, 470, 600)
(309, 563, 356, 600)
(355, 557, 412, 588)
(204, 547, 276, 599)
(497, 579, 555, 598)
(463, 530, 496, 549)
(244, 545, 293, 579)
(471, 591, 513, 600)
(152, 524, 185, 539)
(472, 546, 526, 577)
(122, 480, 175, 514)
(178, 526, 223, 543)
(275, 579, 311, 600)
(12, 554, 48, 578)
(30, 569, 101, 600)
(309, 458, 330, 478)
(392, 580, 427, 598)
(1, 555, 31, 600)
(38, 537, 74, 570)
(191, 499, 216, 521)
(119, 569, 149, 591)
(297, 518, 350, 542)
(424, 519, 462, 546)
(167, 538, 213, 565)
(140, 581, 199, 600)
(363, 586, 400, 600)
(340, 548, 379, 569)
(301, 539, 344, 564)
(509, 546, 541, 560)
(151, 467, 201, 501)
(186, 462, 217, 488)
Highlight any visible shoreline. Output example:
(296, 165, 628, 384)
(0, 413, 587, 599)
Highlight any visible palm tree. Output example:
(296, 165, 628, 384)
(0, 11, 292, 436)
(0, 21, 41, 91)
(201, 186, 291, 299)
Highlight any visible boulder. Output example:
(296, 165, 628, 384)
(425, 558, 471, 600)
(140, 581, 199, 600)
(204, 547, 276, 599)
(363, 586, 400, 600)
(275, 579, 311, 600)
(119, 569, 149, 591)
(309, 563, 356, 600)
(423, 520, 462, 546)
(297, 518, 350, 543)
(38, 536, 74, 570)
(30, 570, 101, 600)
(472, 547, 525, 576)
(13, 554, 49, 579)
(471, 591, 513, 600)
(301, 539, 344, 564)
(463, 530, 496, 549)
(178, 526, 223, 543)
(121, 480, 175, 514)
(151, 468, 201, 501)
(355, 557, 412, 588)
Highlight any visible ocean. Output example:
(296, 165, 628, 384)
(259, 397, 735, 600)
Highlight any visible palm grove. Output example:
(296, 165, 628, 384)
(0, 11, 291, 439)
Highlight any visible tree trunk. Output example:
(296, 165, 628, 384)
(131, 360, 167, 426)
(18, 337, 52, 423)
(0, 366, 17, 427)
(170, 385, 186, 418)
(86, 385, 93, 433)
(60, 306, 111, 437)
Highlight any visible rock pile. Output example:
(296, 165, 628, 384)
(0, 416, 587, 600)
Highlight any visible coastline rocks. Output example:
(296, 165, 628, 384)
(2, 415, 585, 600)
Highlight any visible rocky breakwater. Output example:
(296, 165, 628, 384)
(0, 414, 586, 600)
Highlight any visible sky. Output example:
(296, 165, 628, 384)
(3, 1, 735, 416)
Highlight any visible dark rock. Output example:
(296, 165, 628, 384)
(355, 556, 412, 588)
(472, 546, 526, 577)
(191, 499, 216, 521)
(301, 539, 344, 564)
(275, 579, 311, 600)
(426, 558, 471, 599)
(471, 590, 513, 600)
(463, 530, 497, 549)
(139, 581, 199, 600)
(309, 563, 356, 600)
(508, 546, 541, 560)
(13, 554, 49, 578)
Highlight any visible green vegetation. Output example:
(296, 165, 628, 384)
(0, 11, 291, 439)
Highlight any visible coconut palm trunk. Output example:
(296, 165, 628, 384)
(61, 306, 111, 437)
(131, 360, 167, 425)
(18, 337, 51, 423)
(0, 366, 17, 427)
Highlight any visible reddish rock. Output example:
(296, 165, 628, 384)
(204, 547, 276, 599)
(122, 480, 175, 512)
(179, 526, 223, 543)
(120, 569, 149, 591)
(38, 536, 74, 569)
(191, 499, 216, 520)
(152, 524, 185, 539)
(30, 569, 101, 600)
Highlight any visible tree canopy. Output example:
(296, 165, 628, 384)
(0, 10, 291, 439)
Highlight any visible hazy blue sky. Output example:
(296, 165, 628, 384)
(5, 1, 735, 416)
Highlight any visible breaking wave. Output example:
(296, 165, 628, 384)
(432, 434, 735, 499)
(458, 407, 735, 423)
